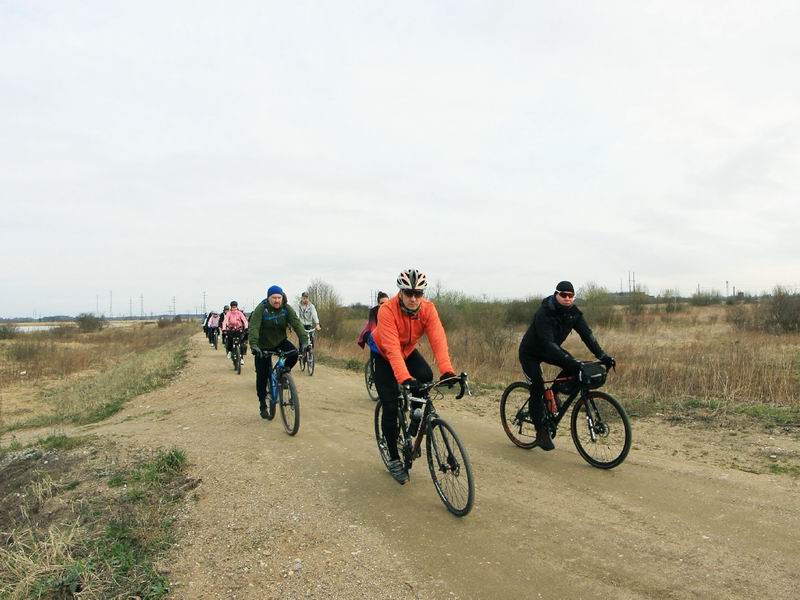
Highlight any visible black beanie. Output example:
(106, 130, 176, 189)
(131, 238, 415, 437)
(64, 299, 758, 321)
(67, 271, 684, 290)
(556, 281, 575, 294)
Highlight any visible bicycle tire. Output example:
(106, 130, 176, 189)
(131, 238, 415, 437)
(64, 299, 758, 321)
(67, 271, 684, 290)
(265, 395, 276, 420)
(299, 351, 306, 371)
(279, 374, 300, 435)
(307, 349, 315, 376)
(213, 331, 218, 350)
(374, 401, 408, 471)
(234, 345, 241, 374)
(500, 381, 538, 449)
(365, 360, 379, 402)
(570, 391, 631, 469)
(426, 418, 475, 517)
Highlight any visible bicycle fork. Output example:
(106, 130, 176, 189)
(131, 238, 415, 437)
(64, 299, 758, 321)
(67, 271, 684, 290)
(581, 393, 599, 443)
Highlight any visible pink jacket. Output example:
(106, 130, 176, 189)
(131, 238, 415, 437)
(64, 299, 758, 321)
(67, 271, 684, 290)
(222, 309, 249, 331)
(207, 314, 220, 328)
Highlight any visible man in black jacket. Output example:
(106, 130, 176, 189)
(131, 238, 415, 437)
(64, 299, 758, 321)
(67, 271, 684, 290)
(519, 281, 615, 450)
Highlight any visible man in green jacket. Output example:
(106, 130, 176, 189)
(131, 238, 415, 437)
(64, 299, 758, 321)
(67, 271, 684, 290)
(249, 285, 309, 419)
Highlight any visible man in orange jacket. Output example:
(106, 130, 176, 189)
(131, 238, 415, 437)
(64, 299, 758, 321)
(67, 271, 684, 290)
(372, 269, 457, 484)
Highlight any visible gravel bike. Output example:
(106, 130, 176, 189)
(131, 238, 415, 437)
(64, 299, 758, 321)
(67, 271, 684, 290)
(209, 327, 219, 350)
(227, 330, 246, 375)
(298, 327, 316, 376)
(261, 349, 300, 435)
(500, 361, 631, 469)
(374, 373, 475, 517)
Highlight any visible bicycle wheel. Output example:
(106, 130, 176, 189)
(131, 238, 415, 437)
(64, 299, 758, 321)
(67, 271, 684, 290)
(279, 374, 300, 435)
(570, 391, 632, 469)
(365, 360, 379, 402)
(374, 401, 407, 470)
(234, 345, 241, 374)
(500, 381, 537, 449)
(426, 418, 475, 517)
(298, 351, 306, 371)
(213, 332, 218, 350)
(306, 349, 315, 376)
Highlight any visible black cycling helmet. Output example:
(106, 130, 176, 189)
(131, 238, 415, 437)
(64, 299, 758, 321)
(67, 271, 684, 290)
(223, 305, 230, 310)
(230, 300, 238, 307)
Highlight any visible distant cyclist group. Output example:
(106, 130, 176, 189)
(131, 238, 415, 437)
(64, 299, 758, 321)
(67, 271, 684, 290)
(201, 269, 627, 516)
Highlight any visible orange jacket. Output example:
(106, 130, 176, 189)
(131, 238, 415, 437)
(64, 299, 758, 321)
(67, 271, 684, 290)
(372, 294, 454, 384)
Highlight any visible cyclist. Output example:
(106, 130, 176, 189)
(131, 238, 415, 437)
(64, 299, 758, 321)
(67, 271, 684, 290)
(248, 285, 309, 419)
(206, 312, 220, 346)
(357, 291, 389, 349)
(222, 300, 249, 358)
(518, 280, 615, 451)
(298, 291, 321, 347)
(372, 270, 457, 484)
(220, 304, 230, 347)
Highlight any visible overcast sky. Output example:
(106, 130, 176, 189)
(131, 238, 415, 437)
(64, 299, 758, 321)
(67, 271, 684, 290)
(2, 1, 799, 318)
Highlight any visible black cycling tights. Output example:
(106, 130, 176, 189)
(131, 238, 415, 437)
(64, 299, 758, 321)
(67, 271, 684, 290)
(254, 339, 298, 406)
(518, 350, 547, 429)
(373, 349, 433, 460)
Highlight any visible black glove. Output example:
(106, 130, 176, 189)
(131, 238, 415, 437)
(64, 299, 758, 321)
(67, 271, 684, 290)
(439, 371, 457, 388)
(251, 345, 262, 358)
(403, 378, 422, 397)
(599, 354, 615, 369)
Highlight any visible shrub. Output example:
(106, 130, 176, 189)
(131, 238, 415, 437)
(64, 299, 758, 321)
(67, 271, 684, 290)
(762, 286, 800, 333)
(578, 282, 621, 326)
(690, 290, 723, 306)
(0, 323, 17, 339)
(75, 313, 105, 333)
(658, 288, 684, 313)
(305, 279, 346, 339)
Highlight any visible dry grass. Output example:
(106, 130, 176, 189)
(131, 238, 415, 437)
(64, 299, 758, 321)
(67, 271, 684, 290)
(0, 322, 192, 391)
(316, 305, 800, 424)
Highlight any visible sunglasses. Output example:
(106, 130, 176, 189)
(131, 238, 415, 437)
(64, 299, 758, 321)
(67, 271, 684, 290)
(401, 289, 424, 299)
(557, 291, 575, 299)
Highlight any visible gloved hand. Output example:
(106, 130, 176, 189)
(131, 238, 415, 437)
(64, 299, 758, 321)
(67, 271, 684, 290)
(251, 345, 262, 358)
(599, 354, 616, 369)
(439, 371, 457, 388)
(403, 378, 422, 397)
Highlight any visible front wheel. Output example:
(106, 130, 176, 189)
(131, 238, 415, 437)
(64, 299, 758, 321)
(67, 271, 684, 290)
(234, 345, 242, 374)
(570, 391, 631, 469)
(306, 349, 315, 376)
(213, 332, 218, 350)
(279, 374, 300, 436)
(365, 359, 379, 402)
(500, 382, 537, 449)
(426, 418, 475, 517)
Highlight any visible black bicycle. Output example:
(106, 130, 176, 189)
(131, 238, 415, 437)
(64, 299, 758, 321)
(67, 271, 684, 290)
(261, 349, 300, 435)
(374, 373, 475, 517)
(500, 361, 631, 469)
(228, 330, 246, 375)
(364, 357, 379, 401)
(298, 327, 316, 376)
(210, 328, 219, 350)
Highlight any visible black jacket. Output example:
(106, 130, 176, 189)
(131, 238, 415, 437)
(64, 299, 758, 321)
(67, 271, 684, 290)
(519, 296, 604, 370)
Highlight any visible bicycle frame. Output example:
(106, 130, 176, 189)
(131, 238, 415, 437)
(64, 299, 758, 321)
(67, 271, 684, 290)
(264, 349, 297, 401)
(398, 374, 469, 464)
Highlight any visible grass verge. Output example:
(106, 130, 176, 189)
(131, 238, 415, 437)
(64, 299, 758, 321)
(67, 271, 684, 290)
(0, 438, 194, 599)
(1, 338, 190, 433)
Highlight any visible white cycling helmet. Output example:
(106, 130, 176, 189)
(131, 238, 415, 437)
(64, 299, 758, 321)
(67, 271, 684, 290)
(396, 269, 428, 291)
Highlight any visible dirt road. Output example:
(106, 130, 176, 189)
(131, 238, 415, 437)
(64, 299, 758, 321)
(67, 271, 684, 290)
(23, 335, 800, 599)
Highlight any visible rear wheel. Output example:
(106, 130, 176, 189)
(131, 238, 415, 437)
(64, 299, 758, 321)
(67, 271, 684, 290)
(306, 349, 315, 376)
(365, 359, 379, 401)
(500, 381, 537, 449)
(570, 391, 631, 469)
(426, 418, 474, 517)
(279, 374, 300, 435)
(374, 400, 407, 471)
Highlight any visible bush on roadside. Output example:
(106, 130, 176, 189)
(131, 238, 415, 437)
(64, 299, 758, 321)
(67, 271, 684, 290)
(76, 313, 105, 333)
(578, 282, 621, 326)
(0, 323, 17, 339)
(762, 286, 800, 333)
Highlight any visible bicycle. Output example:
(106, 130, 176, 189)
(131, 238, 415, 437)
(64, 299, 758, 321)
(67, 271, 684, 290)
(227, 330, 246, 375)
(374, 373, 475, 517)
(209, 328, 219, 350)
(298, 327, 316, 376)
(364, 357, 379, 401)
(499, 361, 631, 469)
(261, 349, 301, 435)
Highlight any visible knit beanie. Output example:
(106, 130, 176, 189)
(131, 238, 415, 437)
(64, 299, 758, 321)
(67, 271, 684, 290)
(555, 281, 575, 294)
(267, 285, 284, 297)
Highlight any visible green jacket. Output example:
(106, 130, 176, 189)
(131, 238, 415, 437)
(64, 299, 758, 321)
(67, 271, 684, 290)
(248, 299, 308, 350)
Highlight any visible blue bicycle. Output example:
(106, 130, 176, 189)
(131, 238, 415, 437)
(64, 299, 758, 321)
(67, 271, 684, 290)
(262, 349, 301, 435)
